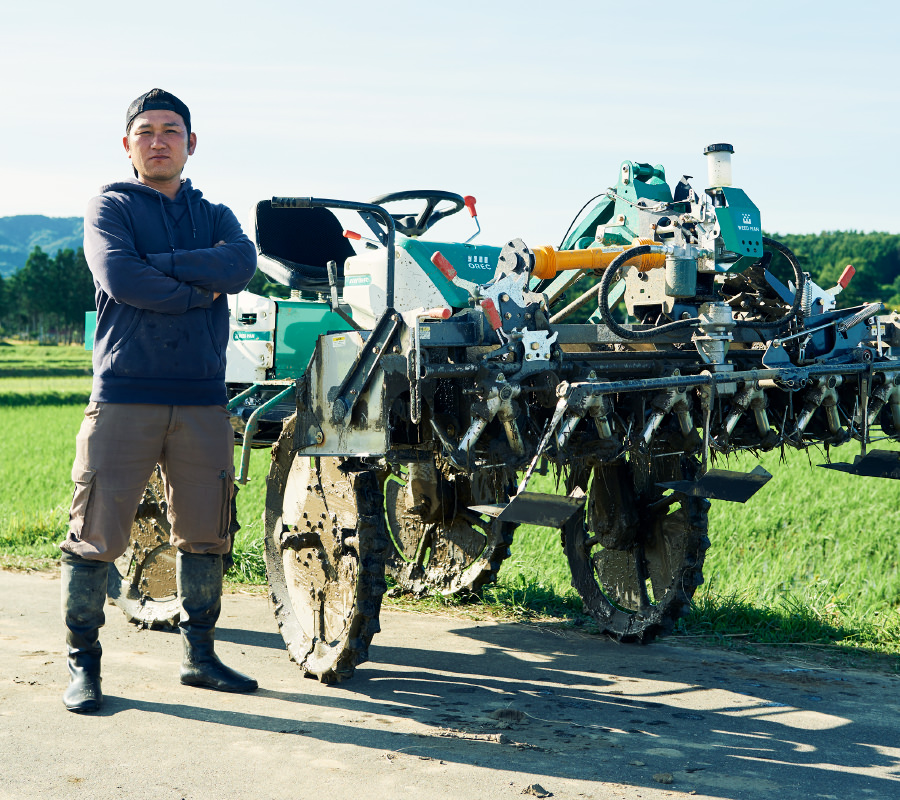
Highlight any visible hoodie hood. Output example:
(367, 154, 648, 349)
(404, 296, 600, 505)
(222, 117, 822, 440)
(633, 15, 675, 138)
(99, 177, 201, 247)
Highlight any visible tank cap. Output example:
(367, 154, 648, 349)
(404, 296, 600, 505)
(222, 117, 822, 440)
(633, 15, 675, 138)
(703, 143, 734, 155)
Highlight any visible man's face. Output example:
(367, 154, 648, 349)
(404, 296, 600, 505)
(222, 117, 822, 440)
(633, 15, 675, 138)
(123, 109, 197, 183)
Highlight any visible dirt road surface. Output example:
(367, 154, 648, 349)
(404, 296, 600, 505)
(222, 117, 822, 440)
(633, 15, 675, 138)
(2, 569, 899, 800)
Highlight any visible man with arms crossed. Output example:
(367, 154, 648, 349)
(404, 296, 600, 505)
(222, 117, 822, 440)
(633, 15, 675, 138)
(60, 89, 258, 712)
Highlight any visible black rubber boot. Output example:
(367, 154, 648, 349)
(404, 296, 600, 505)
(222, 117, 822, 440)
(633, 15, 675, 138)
(60, 551, 108, 713)
(177, 550, 258, 693)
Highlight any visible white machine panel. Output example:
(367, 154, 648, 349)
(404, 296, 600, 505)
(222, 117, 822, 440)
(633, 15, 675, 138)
(226, 291, 277, 383)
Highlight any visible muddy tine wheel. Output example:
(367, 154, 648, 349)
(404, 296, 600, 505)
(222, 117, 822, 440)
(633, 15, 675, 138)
(264, 415, 388, 682)
(564, 454, 710, 643)
(107, 466, 180, 629)
(384, 462, 515, 596)
(107, 466, 238, 629)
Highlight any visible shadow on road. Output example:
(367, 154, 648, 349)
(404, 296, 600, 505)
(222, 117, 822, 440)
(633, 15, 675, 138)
(214, 625, 286, 650)
(104, 617, 900, 796)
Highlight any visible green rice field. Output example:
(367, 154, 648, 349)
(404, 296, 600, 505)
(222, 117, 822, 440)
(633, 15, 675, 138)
(2, 341, 899, 664)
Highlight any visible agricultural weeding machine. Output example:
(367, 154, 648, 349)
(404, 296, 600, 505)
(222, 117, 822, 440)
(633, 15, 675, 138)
(103, 144, 900, 682)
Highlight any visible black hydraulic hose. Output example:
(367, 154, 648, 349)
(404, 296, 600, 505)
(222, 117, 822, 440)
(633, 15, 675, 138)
(598, 238, 806, 341)
(597, 245, 701, 340)
(734, 237, 805, 331)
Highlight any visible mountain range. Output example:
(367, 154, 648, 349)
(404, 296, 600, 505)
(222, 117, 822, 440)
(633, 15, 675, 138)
(0, 216, 84, 277)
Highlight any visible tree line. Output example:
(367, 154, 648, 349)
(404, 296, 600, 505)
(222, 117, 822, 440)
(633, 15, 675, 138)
(771, 231, 900, 309)
(0, 247, 95, 344)
(1, 233, 898, 344)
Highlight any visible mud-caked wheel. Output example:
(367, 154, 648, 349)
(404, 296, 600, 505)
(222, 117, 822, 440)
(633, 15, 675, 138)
(264, 415, 389, 682)
(384, 461, 515, 596)
(564, 453, 710, 643)
(107, 466, 238, 629)
(107, 467, 180, 629)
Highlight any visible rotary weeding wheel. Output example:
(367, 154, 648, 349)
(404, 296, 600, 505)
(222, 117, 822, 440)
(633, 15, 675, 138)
(384, 461, 515, 596)
(107, 466, 238, 629)
(264, 415, 388, 682)
(564, 453, 710, 643)
(107, 466, 180, 629)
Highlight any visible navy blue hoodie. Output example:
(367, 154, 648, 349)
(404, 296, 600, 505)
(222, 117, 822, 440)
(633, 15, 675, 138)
(85, 178, 256, 406)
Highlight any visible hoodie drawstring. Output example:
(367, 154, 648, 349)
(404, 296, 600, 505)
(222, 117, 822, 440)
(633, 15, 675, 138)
(156, 186, 197, 249)
(157, 193, 176, 252)
(186, 192, 197, 239)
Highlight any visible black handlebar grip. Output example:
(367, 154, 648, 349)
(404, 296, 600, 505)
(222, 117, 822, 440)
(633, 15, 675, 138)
(271, 197, 313, 208)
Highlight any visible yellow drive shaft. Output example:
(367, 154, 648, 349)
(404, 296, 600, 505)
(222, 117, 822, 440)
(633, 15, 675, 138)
(531, 239, 665, 280)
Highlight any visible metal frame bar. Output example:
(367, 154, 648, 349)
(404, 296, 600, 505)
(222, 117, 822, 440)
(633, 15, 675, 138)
(226, 382, 295, 484)
(234, 384, 296, 484)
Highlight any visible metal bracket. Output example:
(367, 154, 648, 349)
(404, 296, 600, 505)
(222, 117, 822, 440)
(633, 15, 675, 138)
(762, 340, 793, 367)
(326, 260, 361, 331)
(358, 211, 389, 246)
(331, 308, 402, 425)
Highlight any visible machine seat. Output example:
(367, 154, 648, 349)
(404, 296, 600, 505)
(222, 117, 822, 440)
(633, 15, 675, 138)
(253, 200, 356, 294)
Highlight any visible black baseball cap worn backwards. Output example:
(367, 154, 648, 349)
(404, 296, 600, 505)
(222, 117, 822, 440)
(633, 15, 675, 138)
(125, 88, 191, 134)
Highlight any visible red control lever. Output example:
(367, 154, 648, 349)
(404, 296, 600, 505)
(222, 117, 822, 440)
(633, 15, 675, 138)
(481, 298, 502, 331)
(343, 229, 361, 240)
(839, 265, 855, 289)
(431, 251, 457, 281)
(464, 195, 477, 218)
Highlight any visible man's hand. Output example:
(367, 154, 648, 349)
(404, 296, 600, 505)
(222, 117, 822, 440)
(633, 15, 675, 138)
(213, 292, 221, 300)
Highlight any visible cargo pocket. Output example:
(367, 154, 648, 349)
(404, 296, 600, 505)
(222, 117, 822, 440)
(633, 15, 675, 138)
(218, 466, 235, 541)
(68, 467, 97, 541)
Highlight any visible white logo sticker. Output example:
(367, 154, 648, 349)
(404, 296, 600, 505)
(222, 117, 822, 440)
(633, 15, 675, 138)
(466, 255, 493, 269)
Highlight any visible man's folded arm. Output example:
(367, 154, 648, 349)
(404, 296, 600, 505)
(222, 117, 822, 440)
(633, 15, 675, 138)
(144, 207, 257, 295)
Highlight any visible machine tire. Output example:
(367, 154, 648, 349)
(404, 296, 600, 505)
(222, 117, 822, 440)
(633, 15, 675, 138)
(107, 467, 181, 629)
(384, 462, 515, 596)
(564, 453, 710, 644)
(264, 415, 388, 682)
(108, 466, 238, 629)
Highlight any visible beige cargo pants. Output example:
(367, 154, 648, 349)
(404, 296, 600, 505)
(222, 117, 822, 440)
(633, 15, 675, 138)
(60, 402, 235, 562)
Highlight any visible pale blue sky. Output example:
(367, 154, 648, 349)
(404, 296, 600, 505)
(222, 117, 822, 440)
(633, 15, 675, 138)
(1, 0, 897, 247)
